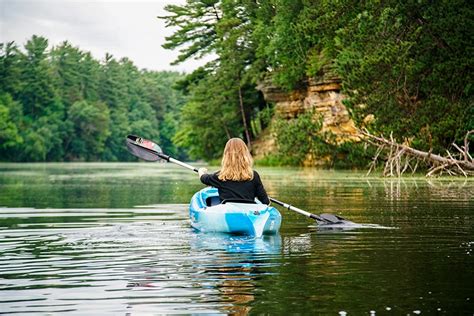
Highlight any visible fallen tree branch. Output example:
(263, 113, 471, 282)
(465, 130, 473, 161)
(446, 151, 468, 177)
(361, 129, 474, 177)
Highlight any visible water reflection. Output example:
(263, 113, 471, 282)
(190, 233, 282, 254)
(125, 233, 282, 315)
(191, 234, 281, 315)
(377, 178, 473, 201)
(263, 172, 473, 232)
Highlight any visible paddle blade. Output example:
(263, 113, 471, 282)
(317, 213, 354, 226)
(126, 135, 163, 162)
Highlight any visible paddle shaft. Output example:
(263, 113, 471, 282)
(268, 197, 326, 222)
(169, 157, 198, 173)
(141, 146, 199, 172)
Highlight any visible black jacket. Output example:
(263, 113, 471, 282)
(200, 171, 270, 204)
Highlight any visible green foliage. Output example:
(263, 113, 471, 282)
(251, 104, 274, 137)
(331, 141, 374, 169)
(162, 0, 472, 165)
(273, 111, 333, 165)
(4, 1, 470, 166)
(0, 35, 187, 162)
(20, 36, 58, 118)
(160, 0, 270, 160)
(141, 71, 188, 159)
(334, 1, 473, 152)
(259, 111, 374, 168)
(51, 41, 87, 107)
(0, 93, 22, 150)
(251, 0, 363, 89)
(159, 0, 221, 65)
(257, 0, 309, 88)
(23, 114, 62, 161)
(0, 42, 23, 97)
(173, 70, 243, 160)
(67, 100, 110, 161)
(253, 154, 285, 167)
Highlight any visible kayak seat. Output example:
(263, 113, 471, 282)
(221, 198, 256, 204)
(206, 196, 222, 206)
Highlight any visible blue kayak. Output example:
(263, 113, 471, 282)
(189, 187, 281, 236)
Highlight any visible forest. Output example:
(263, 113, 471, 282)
(1, 0, 473, 168)
(0, 36, 186, 161)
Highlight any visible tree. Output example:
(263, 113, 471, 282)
(17, 36, 67, 161)
(173, 71, 242, 160)
(160, 0, 266, 158)
(159, 0, 221, 65)
(20, 35, 58, 118)
(0, 44, 24, 160)
(0, 93, 22, 152)
(81, 52, 101, 101)
(99, 54, 130, 161)
(335, 1, 473, 152)
(51, 41, 85, 107)
(140, 70, 187, 158)
(0, 42, 23, 98)
(67, 100, 110, 160)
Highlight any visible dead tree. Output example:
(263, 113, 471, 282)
(361, 130, 474, 177)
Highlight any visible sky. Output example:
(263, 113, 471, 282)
(0, 0, 210, 73)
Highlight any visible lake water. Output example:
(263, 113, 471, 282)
(0, 163, 473, 314)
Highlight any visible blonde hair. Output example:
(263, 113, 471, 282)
(218, 138, 254, 181)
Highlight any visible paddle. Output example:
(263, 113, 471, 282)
(125, 134, 351, 225)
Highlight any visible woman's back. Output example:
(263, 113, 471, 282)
(198, 138, 269, 204)
(200, 170, 269, 204)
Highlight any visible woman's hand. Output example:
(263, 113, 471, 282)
(198, 167, 208, 177)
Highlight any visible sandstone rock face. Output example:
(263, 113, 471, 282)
(253, 76, 360, 165)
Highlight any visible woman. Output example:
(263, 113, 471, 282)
(198, 138, 270, 204)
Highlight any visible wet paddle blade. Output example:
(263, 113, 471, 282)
(126, 135, 163, 162)
(317, 213, 354, 225)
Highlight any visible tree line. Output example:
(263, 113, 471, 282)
(1, 1, 472, 165)
(0, 35, 186, 162)
(159, 0, 473, 165)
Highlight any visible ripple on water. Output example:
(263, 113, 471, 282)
(0, 206, 285, 314)
(1, 198, 473, 314)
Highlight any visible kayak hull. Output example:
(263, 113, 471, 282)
(189, 187, 281, 236)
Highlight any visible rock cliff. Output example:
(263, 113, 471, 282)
(253, 73, 360, 165)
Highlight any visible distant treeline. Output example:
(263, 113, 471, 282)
(0, 36, 186, 162)
(159, 0, 473, 165)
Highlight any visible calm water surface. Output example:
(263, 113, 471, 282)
(0, 163, 473, 315)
